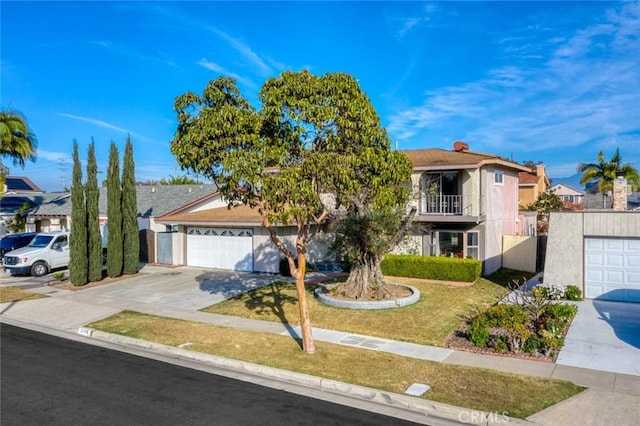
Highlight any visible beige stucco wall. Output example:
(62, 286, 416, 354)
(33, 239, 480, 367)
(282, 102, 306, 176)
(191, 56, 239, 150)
(171, 231, 185, 265)
(502, 235, 537, 273)
(252, 226, 334, 273)
(482, 167, 520, 274)
(544, 211, 640, 289)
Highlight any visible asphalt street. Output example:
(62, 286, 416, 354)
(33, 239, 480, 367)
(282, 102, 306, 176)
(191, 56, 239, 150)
(1, 324, 420, 426)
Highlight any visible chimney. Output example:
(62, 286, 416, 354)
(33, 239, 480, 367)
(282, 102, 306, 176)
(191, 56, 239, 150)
(453, 141, 469, 152)
(536, 163, 545, 178)
(612, 176, 627, 211)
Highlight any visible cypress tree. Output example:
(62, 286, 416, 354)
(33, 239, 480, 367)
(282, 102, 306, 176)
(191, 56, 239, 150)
(69, 140, 88, 285)
(106, 142, 123, 277)
(122, 136, 140, 274)
(86, 140, 103, 282)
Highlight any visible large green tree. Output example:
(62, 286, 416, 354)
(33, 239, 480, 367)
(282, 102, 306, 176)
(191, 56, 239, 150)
(86, 141, 102, 282)
(69, 141, 88, 285)
(577, 148, 639, 194)
(107, 142, 123, 277)
(171, 71, 412, 353)
(0, 108, 38, 190)
(122, 137, 139, 275)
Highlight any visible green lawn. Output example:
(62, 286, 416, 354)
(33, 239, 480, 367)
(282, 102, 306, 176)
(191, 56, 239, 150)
(89, 310, 583, 419)
(200, 271, 521, 347)
(0, 286, 47, 303)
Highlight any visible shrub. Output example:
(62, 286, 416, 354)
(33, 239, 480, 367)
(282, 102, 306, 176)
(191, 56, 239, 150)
(468, 319, 490, 347)
(537, 283, 565, 300)
(279, 258, 298, 277)
(543, 303, 578, 321)
(482, 304, 529, 328)
(564, 285, 583, 301)
(52, 272, 65, 281)
(381, 254, 481, 282)
(489, 335, 508, 353)
(523, 333, 543, 353)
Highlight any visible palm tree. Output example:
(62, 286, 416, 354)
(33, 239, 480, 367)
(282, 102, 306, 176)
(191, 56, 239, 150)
(577, 149, 639, 192)
(0, 108, 37, 191)
(577, 149, 639, 206)
(1, 108, 38, 166)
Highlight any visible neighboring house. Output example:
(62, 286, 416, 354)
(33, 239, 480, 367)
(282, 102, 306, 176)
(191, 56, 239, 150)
(155, 203, 334, 273)
(2, 176, 43, 194)
(518, 164, 550, 207)
(544, 177, 640, 303)
(549, 183, 584, 208)
(157, 142, 531, 275)
(0, 184, 220, 260)
(401, 145, 531, 275)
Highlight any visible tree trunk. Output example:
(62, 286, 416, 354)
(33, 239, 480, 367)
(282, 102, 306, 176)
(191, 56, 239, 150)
(291, 253, 316, 353)
(340, 253, 389, 300)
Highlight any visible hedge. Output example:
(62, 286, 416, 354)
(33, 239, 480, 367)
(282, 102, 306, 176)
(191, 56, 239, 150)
(381, 254, 482, 282)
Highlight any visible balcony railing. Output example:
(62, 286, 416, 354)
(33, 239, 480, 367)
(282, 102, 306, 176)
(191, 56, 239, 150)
(421, 195, 471, 215)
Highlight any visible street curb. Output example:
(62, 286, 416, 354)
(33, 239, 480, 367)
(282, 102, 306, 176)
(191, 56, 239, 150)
(87, 328, 537, 426)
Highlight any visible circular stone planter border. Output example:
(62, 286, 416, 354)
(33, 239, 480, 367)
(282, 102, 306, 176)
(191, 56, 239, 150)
(314, 284, 420, 310)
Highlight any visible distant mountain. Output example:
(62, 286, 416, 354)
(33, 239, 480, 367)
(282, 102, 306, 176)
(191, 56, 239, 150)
(549, 173, 585, 191)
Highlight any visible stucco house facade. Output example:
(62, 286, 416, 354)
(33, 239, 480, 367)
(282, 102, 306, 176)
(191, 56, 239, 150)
(549, 183, 585, 207)
(544, 177, 640, 303)
(518, 164, 550, 207)
(157, 144, 530, 275)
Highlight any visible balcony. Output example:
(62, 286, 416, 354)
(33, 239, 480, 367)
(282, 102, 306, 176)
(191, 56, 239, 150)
(418, 194, 482, 223)
(422, 195, 465, 215)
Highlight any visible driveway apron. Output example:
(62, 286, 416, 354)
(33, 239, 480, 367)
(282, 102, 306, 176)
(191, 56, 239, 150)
(557, 299, 640, 376)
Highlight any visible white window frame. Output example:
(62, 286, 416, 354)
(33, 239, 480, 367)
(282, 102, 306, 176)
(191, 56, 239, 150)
(494, 170, 504, 186)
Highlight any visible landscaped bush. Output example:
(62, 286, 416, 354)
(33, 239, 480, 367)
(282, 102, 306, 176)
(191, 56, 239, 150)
(537, 283, 565, 300)
(564, 285, 583, 301)
(381, 254, 482, 282)
(464, 289, 578, 358)
(536, 283, 583, 301)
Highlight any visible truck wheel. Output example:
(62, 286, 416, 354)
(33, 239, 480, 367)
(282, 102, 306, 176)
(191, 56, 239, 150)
(31, 261, 49, 277)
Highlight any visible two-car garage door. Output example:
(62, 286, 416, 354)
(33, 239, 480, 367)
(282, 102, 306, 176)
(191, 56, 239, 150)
(584, 238, 640, 302)
(186, 227, 253, 272)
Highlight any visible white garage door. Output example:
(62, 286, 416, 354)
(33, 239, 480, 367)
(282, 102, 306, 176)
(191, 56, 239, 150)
(187, 227, 253, 272)
(584, 238, 640, 302)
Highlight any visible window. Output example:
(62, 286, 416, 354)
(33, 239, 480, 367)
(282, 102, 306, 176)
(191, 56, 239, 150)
(427, 230, 480, 259)
(494, 170, 504, 185)
(466, 232, 479, 259)
(438, 231, 464, 258)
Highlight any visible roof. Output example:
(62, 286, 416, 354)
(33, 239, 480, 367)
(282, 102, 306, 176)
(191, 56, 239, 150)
(403, 148, 530, 172)
(518, 171, 540, 185)
(156, 204, 264, 226)
(550, 183, 584, 195)
(98, 184, 219, 217)
(4, 176, 43, 193)
(1, 184, 219, 218)
(0, 193, 65, 216)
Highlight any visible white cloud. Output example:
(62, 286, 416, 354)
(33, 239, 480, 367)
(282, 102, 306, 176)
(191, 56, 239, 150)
(197, 58, 256, 89)
(36, 149, 71, 162)
(54, 113, 155, 144)
(209, 28, 272, 77)
(387, 2, 640, 157)
(90, 39, 177, 68)
(56, 113, 130, 133)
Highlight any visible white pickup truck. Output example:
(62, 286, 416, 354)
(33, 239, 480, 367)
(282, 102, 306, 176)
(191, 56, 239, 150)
(2, 231, 70, 276)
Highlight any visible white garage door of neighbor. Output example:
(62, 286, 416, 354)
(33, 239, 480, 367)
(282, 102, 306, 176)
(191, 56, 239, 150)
(187, 227, 253, 272)
(584, 238, 640, 303)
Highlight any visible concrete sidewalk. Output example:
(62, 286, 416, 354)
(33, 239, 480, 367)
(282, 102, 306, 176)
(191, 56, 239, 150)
(2, 265, 640, 425)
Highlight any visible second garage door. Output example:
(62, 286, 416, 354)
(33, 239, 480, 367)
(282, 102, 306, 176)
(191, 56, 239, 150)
(584, 238, 640, 302)
(187, 227, 253, 272)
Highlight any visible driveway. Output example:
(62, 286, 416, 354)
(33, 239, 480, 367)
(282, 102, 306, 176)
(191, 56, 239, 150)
(556, 299, 640, 376)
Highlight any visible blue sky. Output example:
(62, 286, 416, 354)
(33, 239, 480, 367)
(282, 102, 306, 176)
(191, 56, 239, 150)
(2, 1, 639, 192)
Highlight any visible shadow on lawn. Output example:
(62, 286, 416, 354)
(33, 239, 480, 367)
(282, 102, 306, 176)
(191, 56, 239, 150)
(231, 282, 305, 349)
